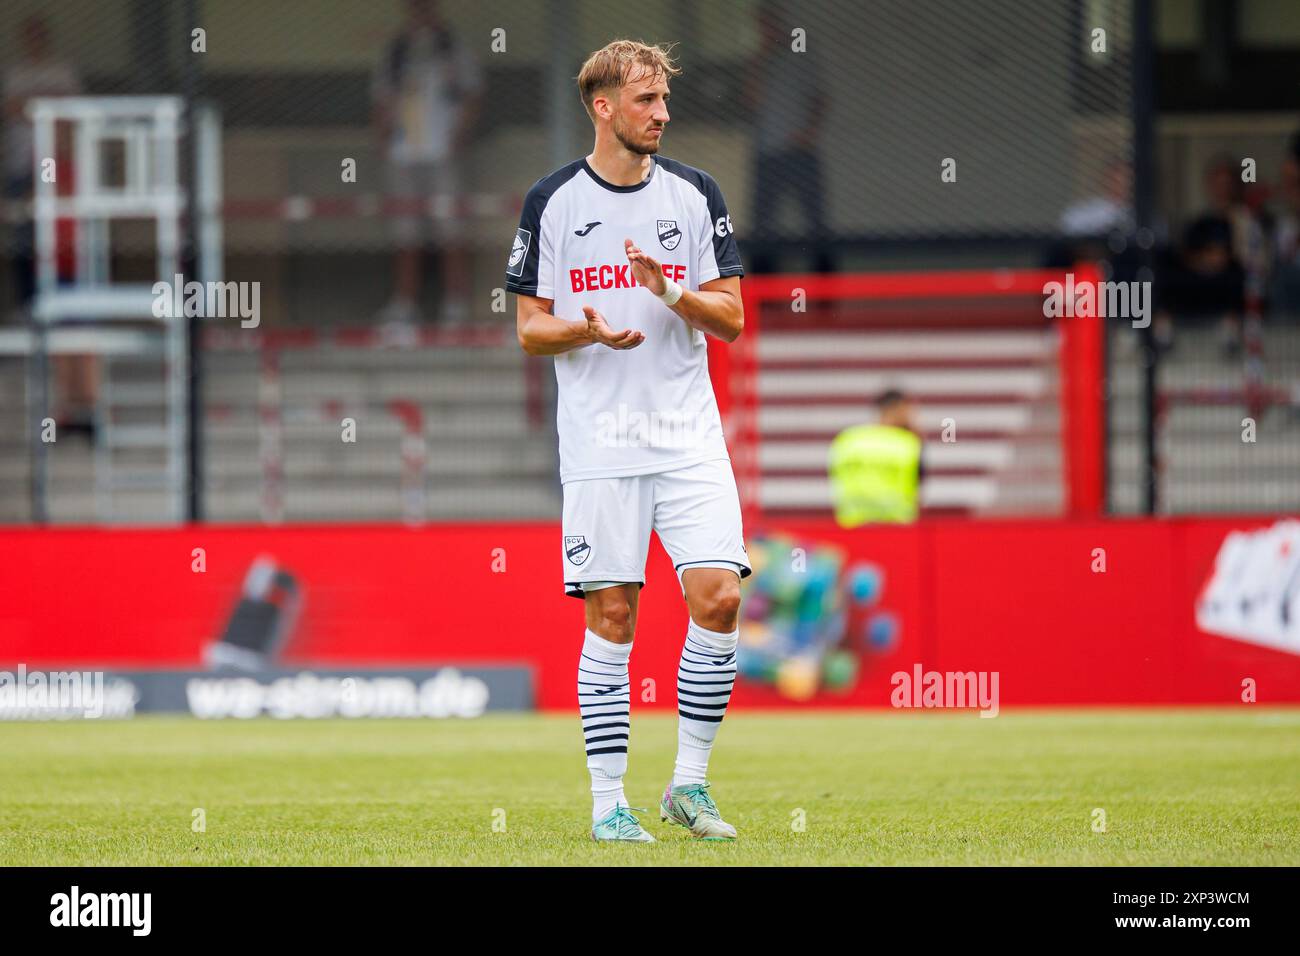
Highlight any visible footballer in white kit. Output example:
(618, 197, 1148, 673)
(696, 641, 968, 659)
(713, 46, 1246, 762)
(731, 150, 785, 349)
(510, 40, 749, 842)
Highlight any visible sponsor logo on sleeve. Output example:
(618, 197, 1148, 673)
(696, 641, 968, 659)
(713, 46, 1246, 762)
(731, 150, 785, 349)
(507, 228, 531, 277)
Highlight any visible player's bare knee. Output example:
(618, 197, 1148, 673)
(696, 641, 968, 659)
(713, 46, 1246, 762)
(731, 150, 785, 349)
(588, 595, 636, 642)
(695, 580, 741, 632)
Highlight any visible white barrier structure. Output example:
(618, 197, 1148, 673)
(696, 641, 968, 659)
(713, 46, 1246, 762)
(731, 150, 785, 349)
(4, 96, 222, 522)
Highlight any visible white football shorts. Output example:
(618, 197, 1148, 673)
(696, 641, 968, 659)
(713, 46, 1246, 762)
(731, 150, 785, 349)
(561, 458, 751, 599)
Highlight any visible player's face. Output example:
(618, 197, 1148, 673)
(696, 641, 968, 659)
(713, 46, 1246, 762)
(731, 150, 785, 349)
(613, 70, 670, 156)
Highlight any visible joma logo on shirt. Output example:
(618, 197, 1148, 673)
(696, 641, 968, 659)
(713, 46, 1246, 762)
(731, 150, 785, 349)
(570, 263, 687, 293)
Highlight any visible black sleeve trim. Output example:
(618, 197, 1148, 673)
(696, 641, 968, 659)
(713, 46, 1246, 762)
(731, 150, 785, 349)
(504, 160, 583, 295)
(656, 157, 744, 280)
(506, 279, 544, 296)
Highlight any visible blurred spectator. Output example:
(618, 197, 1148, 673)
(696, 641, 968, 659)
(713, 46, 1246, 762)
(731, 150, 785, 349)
(743, 1, 833, 274)
(1060, 155, 1135, 241)
(1269, 131, 1300, 316)
(3, 14, 97, 438)
(1156, 155, 1265, 356)
(1203, 153, 1268, 308)
(827, 389, 924, 527)
(371, 0, 483, 333)
(1049, 155, 1143, 284)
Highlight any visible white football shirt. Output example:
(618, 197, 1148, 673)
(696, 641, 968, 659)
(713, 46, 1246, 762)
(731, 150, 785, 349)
(506, 156, 744, 482)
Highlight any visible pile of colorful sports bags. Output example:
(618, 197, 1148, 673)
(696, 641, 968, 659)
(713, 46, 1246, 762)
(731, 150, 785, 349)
(738, 533, 899, 700)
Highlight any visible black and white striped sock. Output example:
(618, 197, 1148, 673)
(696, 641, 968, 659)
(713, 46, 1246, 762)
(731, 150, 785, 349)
(674, 620, 739, 787)
(579, 628, 633, 821)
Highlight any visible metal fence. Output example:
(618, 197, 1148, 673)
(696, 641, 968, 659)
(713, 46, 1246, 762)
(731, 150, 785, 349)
(35, 0, 1300, 526)
(4, 0, 1138, 301)
(1109, 319, 1300, 515)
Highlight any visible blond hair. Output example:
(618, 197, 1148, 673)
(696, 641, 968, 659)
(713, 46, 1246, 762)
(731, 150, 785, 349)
(576, 39, 682, 122)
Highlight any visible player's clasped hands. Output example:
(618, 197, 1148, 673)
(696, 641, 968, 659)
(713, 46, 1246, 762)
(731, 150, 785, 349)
(583, 305, 645, 350)
(578, 237, 669, 349)
(624, 238, 666, 295)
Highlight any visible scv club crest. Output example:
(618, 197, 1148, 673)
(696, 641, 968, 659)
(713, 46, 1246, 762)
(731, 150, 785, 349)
(657, 219, 682, 251)
(565, 535, 591, 566)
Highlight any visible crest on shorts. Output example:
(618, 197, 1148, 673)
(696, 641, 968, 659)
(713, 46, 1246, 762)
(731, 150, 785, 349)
(657, 219, 682, 251)
(565, 535, 591, 566)
(507, 228, 531, 276)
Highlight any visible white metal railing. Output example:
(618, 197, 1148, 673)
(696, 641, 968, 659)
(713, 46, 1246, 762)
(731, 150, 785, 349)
(22, 96, 222, 524)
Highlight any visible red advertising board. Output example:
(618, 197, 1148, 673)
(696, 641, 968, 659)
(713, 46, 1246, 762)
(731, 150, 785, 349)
(2, 517, 1298, 709)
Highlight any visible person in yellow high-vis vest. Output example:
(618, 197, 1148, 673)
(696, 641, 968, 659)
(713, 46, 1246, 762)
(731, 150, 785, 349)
(828, 389, 923, 526)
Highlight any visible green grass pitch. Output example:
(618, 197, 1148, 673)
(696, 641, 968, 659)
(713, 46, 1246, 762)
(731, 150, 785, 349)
(2, 709, 1297, 866)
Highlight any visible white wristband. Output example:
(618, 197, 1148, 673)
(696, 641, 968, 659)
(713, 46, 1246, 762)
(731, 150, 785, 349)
(657, 278, 683, 306)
